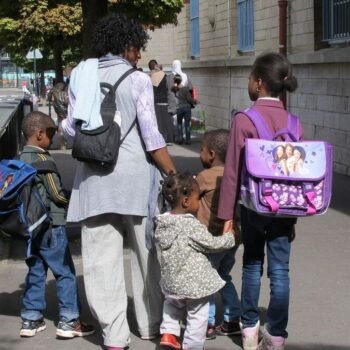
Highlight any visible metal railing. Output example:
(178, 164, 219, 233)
(323, 0, 350, 42)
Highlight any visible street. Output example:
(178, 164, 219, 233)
(0, 126, 349, 350)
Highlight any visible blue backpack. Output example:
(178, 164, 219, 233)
(0, 159, 58, 255)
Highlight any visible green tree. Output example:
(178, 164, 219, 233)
(0, 0, 184, 79)
(82, 0, 184, 57)
(0, 0, 82, 83)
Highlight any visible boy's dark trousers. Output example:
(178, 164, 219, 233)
(240, 206, 296, 338)
(21, 225, 80, 322)
(176, 106, 191, 144)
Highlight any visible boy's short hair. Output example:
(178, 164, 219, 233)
(202, 129, 229, 163)
(22, 111, 55, 139)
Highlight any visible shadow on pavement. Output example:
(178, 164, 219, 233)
(287, 345, 350, 350)
(0, 275, 102, 347)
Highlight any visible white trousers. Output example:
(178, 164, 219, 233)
(81, 214, 163, 348)
(160, 295, 209, 350)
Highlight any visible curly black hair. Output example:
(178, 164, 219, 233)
(91, 13, 149, 57)
(202, 129, 229, 163)
(162, 172, 197, 208)
(21, 111, 55, 139)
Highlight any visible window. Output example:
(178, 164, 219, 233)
(323, 0, 350, 42)
(190, 0, 200, 58)
(237, 0, 255, 52)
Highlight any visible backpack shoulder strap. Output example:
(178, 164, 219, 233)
(288, 113, 301, 141)
(113, 68, 138, 144)
(112, 68, 137, 92)
(239, 107, 273, 140)
(100, 68, 136, 100)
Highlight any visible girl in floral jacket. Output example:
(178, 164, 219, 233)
(155, 172, 235, 350)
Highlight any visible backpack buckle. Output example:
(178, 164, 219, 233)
(303, 182, 314, 194)
(262, 179, 273, 195)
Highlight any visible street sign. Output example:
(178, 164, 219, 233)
(25, 49, 43, 97)
(26, 49, 43, 60)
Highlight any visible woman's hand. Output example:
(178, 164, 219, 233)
(149, 147, 176, 175)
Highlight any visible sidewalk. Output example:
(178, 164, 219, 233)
(0, 105, 350, 349)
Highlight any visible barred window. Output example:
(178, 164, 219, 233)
(323, 0, 350, 42)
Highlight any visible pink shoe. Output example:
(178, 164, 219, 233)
(240, 320, 260, 350)
(258, 325, 285, 350)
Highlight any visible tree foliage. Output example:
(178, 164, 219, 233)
(0, 0, 82, 81)
(109, 0, 184, 28)
(0, 0, 185, 74)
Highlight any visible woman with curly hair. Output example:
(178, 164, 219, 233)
(62, 13, 176, 350)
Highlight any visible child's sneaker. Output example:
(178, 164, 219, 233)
(160, 333, 181, 349)
(206, 324, 216, 340)
(20, 318, 46, 337)
(216, 319, 241, 336)
(240, 320, 260, 350)
(56, 318, 95, 338)
(258, 325, 285, 350)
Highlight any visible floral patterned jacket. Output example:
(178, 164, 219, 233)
(155, 212, 235, 299)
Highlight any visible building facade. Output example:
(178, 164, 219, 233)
(139, 0, 350, 176)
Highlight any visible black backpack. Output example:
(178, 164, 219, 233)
(0, 159, 59, 255)
(72, 68, 137, 167)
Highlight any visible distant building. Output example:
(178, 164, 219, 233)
(139, 0, 350, 176)
(0, 51, 22, 88)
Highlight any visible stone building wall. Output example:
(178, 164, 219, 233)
(138, 1, 350, 176)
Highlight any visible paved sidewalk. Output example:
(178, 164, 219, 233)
(0, 120, 350, 349)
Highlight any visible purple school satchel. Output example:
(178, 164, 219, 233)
(240, 108, 333, 217)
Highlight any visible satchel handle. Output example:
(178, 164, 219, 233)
(100, 82, 115, 100)
(240, 108, 301, 142)
(273, 128, 298, 142)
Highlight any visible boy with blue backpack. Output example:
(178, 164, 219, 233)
(18, 111, 94, 339)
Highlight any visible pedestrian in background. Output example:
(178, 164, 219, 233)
(218, 52, 303, 350)
(172, 59, 192, 89)
(149, 59, 174, 143)
(47, 80, 69, 150)
(166, 67, 177, 144)
(172, 74, 196, 145)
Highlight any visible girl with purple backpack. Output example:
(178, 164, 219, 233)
(218, 52, 304, 350)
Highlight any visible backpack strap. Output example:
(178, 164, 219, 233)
(239, 107, 273, 140)
(288, 113, 301, 141)
(112, 68, 138, 144)
(112, 68, 137, 92)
